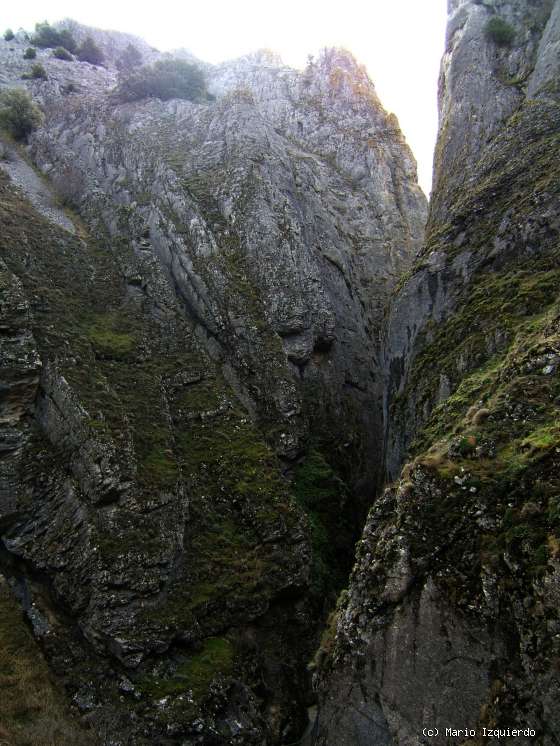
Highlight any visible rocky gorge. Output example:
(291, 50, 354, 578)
(0, 1, 558, 744)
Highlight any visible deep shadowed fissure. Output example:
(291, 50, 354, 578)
(289, 334, 422, 743)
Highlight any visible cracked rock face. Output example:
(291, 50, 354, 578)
(26, 42, 426, 476)
(0, 261, 42, 524)
(315, 1, 560, 743)
(0, 25, 426, 745)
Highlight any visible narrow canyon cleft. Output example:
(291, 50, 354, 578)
(0, 21, 426, 745)
(2, 2, 559, 743)
(314, 1, 560, 744)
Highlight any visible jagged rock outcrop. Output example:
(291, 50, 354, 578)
(0, 24, 425, 745)
(315, 1, 560, 743)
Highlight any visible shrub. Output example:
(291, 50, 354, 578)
(31, 21, 76, 53)
(53, 46, 73, 61)
(33, 63, 48, 79)
(77, 35, 104, 65)
(0, 88, 43, 140)
(116, 42, 143, 71)
(52, 162, 86, 208)
(4, 29, 15, 41)
(116, 59, 209, 102)
(485, 16, 516, 46)
(22, 63, 48, 80)
(23, 46, 37, 59)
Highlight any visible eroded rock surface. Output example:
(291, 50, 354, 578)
(0, 23, 426, 745)
(315, 1, 560, 743)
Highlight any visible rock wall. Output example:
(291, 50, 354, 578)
(0, 25, 426, 745)
(315, 1, 560, 743)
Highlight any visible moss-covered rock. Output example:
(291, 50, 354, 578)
(0, 168, 311, 741)
(315, 3, 560, 742)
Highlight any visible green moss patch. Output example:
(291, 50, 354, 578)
(293, 449, 352, 596)
(402, 299, 560, 594)
(138, 637, 234, 701)
(87, 312, 137, 360)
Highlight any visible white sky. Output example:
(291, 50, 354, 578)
(2, 0, 447, 196)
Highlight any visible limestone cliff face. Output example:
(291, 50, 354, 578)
(315, 1, 560, 743)
(385, 0, 558, 477)
(0, 26, 425, 745)
(24, 35, 425, 478)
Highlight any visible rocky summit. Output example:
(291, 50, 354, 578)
(0, 2, 558, 744)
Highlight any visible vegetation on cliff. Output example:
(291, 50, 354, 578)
(116, 59, 210, 102)
(485, 16, 516, 46)
(31, 21, 76, 53)
(76, 35, 104, 65)
(0, 88, 43, 140)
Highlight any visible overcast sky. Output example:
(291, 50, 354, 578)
(2, 0, 447, 196)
